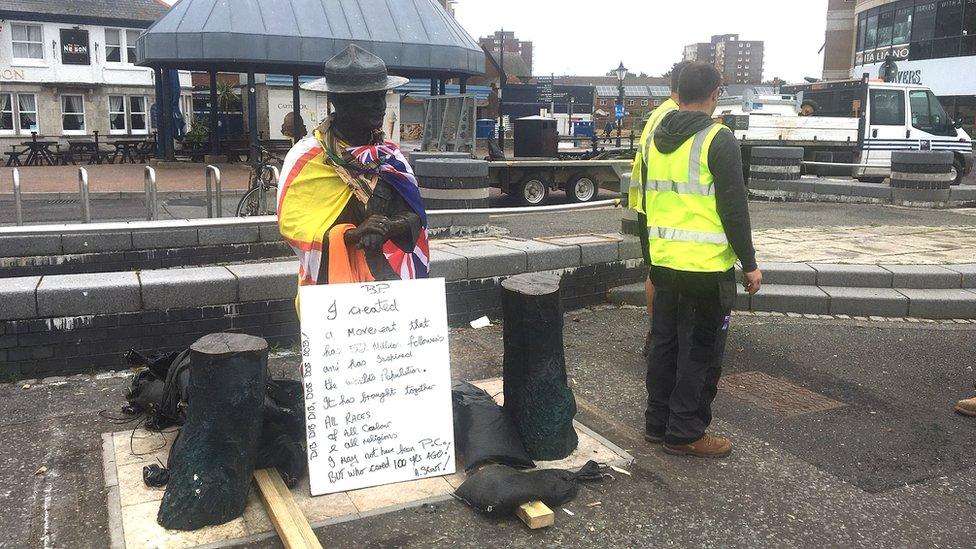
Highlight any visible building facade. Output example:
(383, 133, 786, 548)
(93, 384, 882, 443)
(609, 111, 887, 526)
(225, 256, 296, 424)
(823, 0, 858, 80)
(0, 0, 191, 151)
(830, 0, 976, 131)
(593, 85, 672, 133)
(682, 34, 765, 84)
(479, 30, 534, 77)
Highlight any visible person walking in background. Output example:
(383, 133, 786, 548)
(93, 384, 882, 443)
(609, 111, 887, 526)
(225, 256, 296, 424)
(631, 61, 691, 356)
(639, 62, 762, 458)
(604, 121, 615, 143)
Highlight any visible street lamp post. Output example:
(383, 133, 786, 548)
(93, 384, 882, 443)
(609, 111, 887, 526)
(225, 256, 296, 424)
(615, 61, 627, 148)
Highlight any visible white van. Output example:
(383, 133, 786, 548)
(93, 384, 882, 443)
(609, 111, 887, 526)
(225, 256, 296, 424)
(726, 79, 973, 184)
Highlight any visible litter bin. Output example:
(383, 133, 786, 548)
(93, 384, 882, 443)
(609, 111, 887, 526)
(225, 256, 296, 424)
(476, 119, 496, 139)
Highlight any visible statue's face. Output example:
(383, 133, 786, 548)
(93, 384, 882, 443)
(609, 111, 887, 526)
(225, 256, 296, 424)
(332, 91, 387, 133)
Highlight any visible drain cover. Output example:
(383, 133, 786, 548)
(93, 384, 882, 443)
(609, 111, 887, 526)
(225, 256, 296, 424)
(46, 199, 78, 205)
(719, 371, 846, 417)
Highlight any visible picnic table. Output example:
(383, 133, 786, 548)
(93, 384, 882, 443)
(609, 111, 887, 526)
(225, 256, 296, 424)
(20, 139, 58, 166)
(66, 139, 115, 165)
(4, 145, 24, 167)
(110, 139, 146, 164)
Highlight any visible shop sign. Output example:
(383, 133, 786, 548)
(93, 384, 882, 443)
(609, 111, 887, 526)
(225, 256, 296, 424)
(0, 68, 26, 81)
(60, 29, 91, 65)
(855, 44, 910, 66)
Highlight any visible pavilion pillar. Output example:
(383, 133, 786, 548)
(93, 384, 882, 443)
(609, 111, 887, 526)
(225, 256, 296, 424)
(153, 68, 165, 158)
(209, 70, 220, 155)
(247, 70, 258, 166)
(459, 77, 467, 94)
(292, 74, 302, 141)
(439, 78, 446, 95)
(430, 79, 438, 96)
(160, 69, 175, 161)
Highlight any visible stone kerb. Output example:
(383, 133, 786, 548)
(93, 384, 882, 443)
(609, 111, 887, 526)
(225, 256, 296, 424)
(890, 151, 955, 206)
(750, 147, 804, 182)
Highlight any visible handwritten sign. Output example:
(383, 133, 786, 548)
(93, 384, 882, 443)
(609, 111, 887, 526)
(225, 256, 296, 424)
(298, 278, 455, 496)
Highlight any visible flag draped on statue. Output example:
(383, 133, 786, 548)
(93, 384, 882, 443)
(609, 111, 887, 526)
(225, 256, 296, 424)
(277, 134, 429, 285)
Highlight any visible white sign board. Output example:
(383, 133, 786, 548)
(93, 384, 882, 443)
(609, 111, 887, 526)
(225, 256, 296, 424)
(855, 55, 976, 98)
(298, 279, 455, 496)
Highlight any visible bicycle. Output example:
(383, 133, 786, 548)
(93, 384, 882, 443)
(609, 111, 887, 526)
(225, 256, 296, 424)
(236, 145, 283, 217)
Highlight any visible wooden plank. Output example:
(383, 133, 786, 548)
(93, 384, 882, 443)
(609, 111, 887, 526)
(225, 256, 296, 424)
(253, 469, 323, 549)
(516, 500, 554, 529)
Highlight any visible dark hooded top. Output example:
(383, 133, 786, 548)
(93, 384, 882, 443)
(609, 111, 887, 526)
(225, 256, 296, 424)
(639, 110, 758, 273)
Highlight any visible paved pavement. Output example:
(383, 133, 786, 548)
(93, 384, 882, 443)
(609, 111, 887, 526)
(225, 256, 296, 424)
(3, 307, 975, 548)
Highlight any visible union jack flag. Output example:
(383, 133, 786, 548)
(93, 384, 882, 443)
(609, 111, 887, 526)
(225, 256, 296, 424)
(347, 141, 429, 280)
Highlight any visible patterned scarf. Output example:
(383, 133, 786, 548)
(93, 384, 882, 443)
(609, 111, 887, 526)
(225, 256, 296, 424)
(323, 126, 430, 280)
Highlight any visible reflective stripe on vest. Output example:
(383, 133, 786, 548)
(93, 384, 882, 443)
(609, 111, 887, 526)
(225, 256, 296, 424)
(648, 226, 729, 245)
(644, 122, 738, 273)
(629, 99, 678, 212)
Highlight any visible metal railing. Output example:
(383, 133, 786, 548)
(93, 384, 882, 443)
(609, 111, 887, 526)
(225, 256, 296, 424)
(205, 164, 222, 218)
(144, 166, 158, 221)
(78, 167, 91, 223)
(11, 168, 23, 226)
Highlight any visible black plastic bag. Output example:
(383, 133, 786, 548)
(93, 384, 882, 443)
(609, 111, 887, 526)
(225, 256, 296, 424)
(454, 461, 608, 517)
(123, 348, 308, 489)
(452, 382, 535, 472)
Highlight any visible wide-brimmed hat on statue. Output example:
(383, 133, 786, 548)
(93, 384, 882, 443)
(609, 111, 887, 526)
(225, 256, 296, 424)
(302, 44, 408, 94)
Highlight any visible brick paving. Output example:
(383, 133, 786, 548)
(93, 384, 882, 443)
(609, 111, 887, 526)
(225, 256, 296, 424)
(754, 225, 976, 265)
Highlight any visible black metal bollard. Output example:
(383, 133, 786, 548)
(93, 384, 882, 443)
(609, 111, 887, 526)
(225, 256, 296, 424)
(157, 333, 268, 530)
(501, 273, 578, 461)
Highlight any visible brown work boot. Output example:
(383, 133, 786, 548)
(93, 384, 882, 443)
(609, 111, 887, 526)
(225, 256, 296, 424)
(663, 434, 733, 458)
(954, 397, 976, 417)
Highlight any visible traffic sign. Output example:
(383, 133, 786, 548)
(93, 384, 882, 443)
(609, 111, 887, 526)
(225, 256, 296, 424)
(615, 104, 625, 119)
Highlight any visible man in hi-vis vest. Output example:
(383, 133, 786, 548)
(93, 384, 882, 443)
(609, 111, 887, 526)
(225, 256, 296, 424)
(640, 62, 762, 459)
(631, 61, 690, 356)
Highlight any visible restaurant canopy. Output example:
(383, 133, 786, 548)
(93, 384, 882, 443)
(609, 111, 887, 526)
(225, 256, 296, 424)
(134, 0, 485, 79)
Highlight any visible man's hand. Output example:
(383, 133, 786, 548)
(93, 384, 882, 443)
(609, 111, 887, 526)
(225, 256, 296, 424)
(345, 215, 391, 249)
(743, 268, 763, 295)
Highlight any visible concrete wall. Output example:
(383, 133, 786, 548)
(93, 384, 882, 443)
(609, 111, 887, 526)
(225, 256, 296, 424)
(823, 0, 857, 80)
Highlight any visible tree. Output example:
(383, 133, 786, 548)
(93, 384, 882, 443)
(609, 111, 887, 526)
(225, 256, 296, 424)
(763, 77, 787, 87)
(662, 62, 682, 79)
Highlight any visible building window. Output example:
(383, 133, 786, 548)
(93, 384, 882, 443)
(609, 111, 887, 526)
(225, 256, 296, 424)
(599, 98, 607, 106)
(0, 94, 13, 133)
(130, 96, 147, 133)
(61, 95, 86, 134)
(865, 11, 880, 50)
(105, 29, 122, 62)
(105, 28, 140, 63)
(126, 30, 140, 63)
(936, 0, 964, 38)
(11, 23, 44, 61)
(18, 94, 38, 133)
(627, 99, 635, 106)
(640, 99, 649, 106)
(109, 96, 127, 133)
(109, 95, 149, 134)
(0, 93, 39, 134)
(893, 6, 913, 45)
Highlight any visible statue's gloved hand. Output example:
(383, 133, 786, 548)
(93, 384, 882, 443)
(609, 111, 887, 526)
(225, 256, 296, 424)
(345, 215, 391, 249)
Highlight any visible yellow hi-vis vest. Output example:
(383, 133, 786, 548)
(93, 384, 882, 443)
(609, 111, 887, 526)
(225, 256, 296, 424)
(643, 122, 738, 273)
(629, 98, 678, 212)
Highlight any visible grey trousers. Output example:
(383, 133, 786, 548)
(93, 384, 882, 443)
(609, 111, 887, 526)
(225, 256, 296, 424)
(645, 267, 734, 445)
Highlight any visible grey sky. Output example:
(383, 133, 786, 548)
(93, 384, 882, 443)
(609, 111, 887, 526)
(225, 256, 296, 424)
(453, 0, 829, 83)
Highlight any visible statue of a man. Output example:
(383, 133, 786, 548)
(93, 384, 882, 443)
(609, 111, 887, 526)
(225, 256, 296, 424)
(277, 45, 428, 291)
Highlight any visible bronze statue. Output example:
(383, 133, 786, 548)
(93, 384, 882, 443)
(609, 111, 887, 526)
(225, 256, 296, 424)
(278, 45, 430, 288)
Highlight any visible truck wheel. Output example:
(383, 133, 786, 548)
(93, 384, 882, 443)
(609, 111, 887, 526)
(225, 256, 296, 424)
(952, 159, 964, 186)
(516, 177, 549, 206)
(567, 173, 598, 203)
